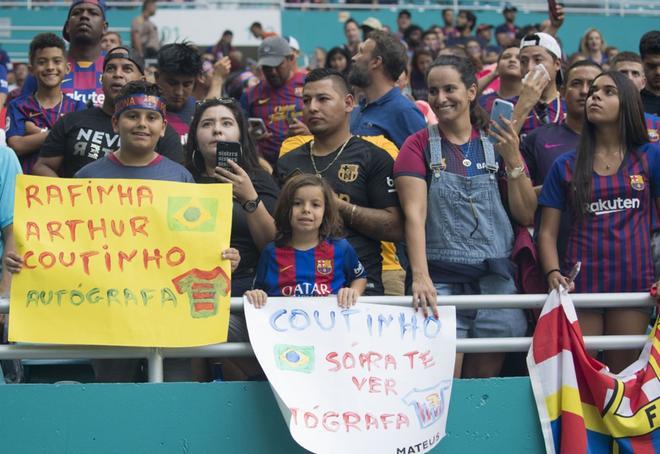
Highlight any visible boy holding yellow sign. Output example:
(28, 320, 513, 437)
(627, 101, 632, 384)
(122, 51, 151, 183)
(5, 81, 240, 382)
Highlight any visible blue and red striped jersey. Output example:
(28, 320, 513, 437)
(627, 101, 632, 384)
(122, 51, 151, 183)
(6, 93, 86, 173)
(539, 143, 660, 293)
(240, 71, 305, 165)
(22, 54, 105, 106)
(515, 95, 567, 139)
(645, 112, 659, 143)
(254, 238, 366, 297)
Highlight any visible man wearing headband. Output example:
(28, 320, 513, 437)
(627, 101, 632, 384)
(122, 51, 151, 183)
(34, 47, 183, 178)
(512, 32, 567, 138)
(21, 0, 107, 106)
(75, 80, 192, 182)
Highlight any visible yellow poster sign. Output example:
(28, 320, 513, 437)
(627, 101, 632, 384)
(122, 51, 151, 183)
(9, 175, 233, 347)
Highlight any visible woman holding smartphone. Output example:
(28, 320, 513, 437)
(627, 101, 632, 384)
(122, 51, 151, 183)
(538, 71, 660, 373)
(395, 55, 537, 378)
(185, 98, 279, 296)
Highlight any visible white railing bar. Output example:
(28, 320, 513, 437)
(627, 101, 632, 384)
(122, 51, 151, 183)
(2, 293, 654, 315)
(0, 336, 650, 383)
(0, 344, 152, 360)
(283, 4, 660, 15)
(147, 348, 163, 383)
(0, 336, 648, 360)
(0, 2, 657, 15)
(227, 293, 655, 311)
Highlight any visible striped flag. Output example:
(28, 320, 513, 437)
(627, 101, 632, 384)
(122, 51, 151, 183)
(527, 289, 660, 453)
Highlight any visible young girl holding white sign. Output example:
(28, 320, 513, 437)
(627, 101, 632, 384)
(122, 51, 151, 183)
(245, 174, 366, 308)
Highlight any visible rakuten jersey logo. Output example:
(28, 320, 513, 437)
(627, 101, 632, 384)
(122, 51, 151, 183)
(585, 197, 641, 215)
(67, 91, 105, 106)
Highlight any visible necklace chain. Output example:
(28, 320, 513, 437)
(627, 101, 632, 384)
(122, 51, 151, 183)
(34, 92, 64, 129)
(533, 94, 562, 124)
(309, 136, 352, 176)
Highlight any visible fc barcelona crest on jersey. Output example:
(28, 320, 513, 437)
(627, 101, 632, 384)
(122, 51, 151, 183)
(337, 164, 359, 183)
(630, 174, 645, 191)
(649, 129, 659, 143)
(316, 259, 333, 275)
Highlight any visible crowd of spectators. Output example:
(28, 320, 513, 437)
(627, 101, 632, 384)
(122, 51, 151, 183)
(0, 0, 659, 383)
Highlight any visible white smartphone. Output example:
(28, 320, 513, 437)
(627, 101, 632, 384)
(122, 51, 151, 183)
(489, 99, 515, 144)
(523, 63, 550, 83)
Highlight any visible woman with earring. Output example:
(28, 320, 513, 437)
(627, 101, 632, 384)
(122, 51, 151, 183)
(185, 98, 279, 296)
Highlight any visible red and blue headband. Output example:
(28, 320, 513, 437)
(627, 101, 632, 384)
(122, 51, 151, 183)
(113, 94, 167, 119)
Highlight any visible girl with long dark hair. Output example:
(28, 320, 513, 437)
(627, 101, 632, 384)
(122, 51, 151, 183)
(538, 71, 659, 372)
(395, 55, 537, 378)
(185, 98, 279, 296)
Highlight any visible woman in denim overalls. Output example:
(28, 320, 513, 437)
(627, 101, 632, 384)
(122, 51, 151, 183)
(394, 56, 537, 378)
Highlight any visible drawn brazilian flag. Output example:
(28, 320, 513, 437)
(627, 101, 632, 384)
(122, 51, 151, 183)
(274, 344, 315, 373)
(167, 197, 218, 232)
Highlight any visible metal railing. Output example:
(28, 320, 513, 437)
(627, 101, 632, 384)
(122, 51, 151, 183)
(0, 293, 654, 383)
(0, 0, 658, 15)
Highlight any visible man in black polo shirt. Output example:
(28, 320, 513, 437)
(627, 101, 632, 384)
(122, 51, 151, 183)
(276, 68, 403, 295)
(33, 47, 182, 178)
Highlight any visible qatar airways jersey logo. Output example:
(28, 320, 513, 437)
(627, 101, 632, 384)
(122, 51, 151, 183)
(281, 282, 331, 297)
(585, 197, 641, 215)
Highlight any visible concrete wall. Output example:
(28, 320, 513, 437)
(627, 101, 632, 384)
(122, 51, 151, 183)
(0, 377, 545, 453)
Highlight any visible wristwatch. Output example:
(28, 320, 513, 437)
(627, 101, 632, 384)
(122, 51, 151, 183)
(506, 164, 525, 180)
(242, 196, 262, 213)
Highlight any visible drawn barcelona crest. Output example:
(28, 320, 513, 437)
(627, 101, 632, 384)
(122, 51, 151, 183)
(630, 175, 645, 191)
(649, 129, 659, 143)
(316, 259, 333, 276)
(337, 164, 359, 183)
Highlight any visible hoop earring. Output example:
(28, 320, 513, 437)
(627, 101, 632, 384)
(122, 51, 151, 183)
(192, 148, 203, 171)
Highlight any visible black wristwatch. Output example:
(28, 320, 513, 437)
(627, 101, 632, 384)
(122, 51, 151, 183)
(241, 196, 262, 213)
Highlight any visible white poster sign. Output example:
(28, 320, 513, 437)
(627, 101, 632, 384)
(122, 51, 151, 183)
(154, 9, 281, 46)
(244, 297, 456, 454)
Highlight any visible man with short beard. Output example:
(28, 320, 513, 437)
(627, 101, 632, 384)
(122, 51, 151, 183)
(241, 36, 308, 166)
(22, 0, 107, 107)
(277, 68, 404, 296)
(348, 31, 424, 149)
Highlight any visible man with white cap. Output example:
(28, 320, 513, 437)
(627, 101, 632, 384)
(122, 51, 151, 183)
(512, 32, 567, 138)
(241, 36, 308, 166)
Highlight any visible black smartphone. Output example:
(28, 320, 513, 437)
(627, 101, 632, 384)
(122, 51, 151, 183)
(548, 0, 560, 20)
(216, 141, 242, 170)
(248, 117, 267, 137)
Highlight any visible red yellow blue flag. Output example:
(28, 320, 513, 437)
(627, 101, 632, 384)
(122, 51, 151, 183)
(527, 290, 660, 453)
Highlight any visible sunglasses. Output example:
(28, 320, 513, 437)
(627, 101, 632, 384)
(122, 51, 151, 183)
(195, 97, 237, 110)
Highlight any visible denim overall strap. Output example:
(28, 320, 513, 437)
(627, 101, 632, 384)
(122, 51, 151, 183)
(479, 131, 499, 177)
(424, 129, 514, 264)
(428, 125, 444, 178)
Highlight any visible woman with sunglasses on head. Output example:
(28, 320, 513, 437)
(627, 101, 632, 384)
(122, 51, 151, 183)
(185, 98, 278, 296)
(394, 55, 537, 378)
(185, 97, 278, 381)
(538, 71, 660, 373)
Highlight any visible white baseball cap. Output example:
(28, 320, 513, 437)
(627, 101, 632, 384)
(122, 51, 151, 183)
(520, 32, 562, 59)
